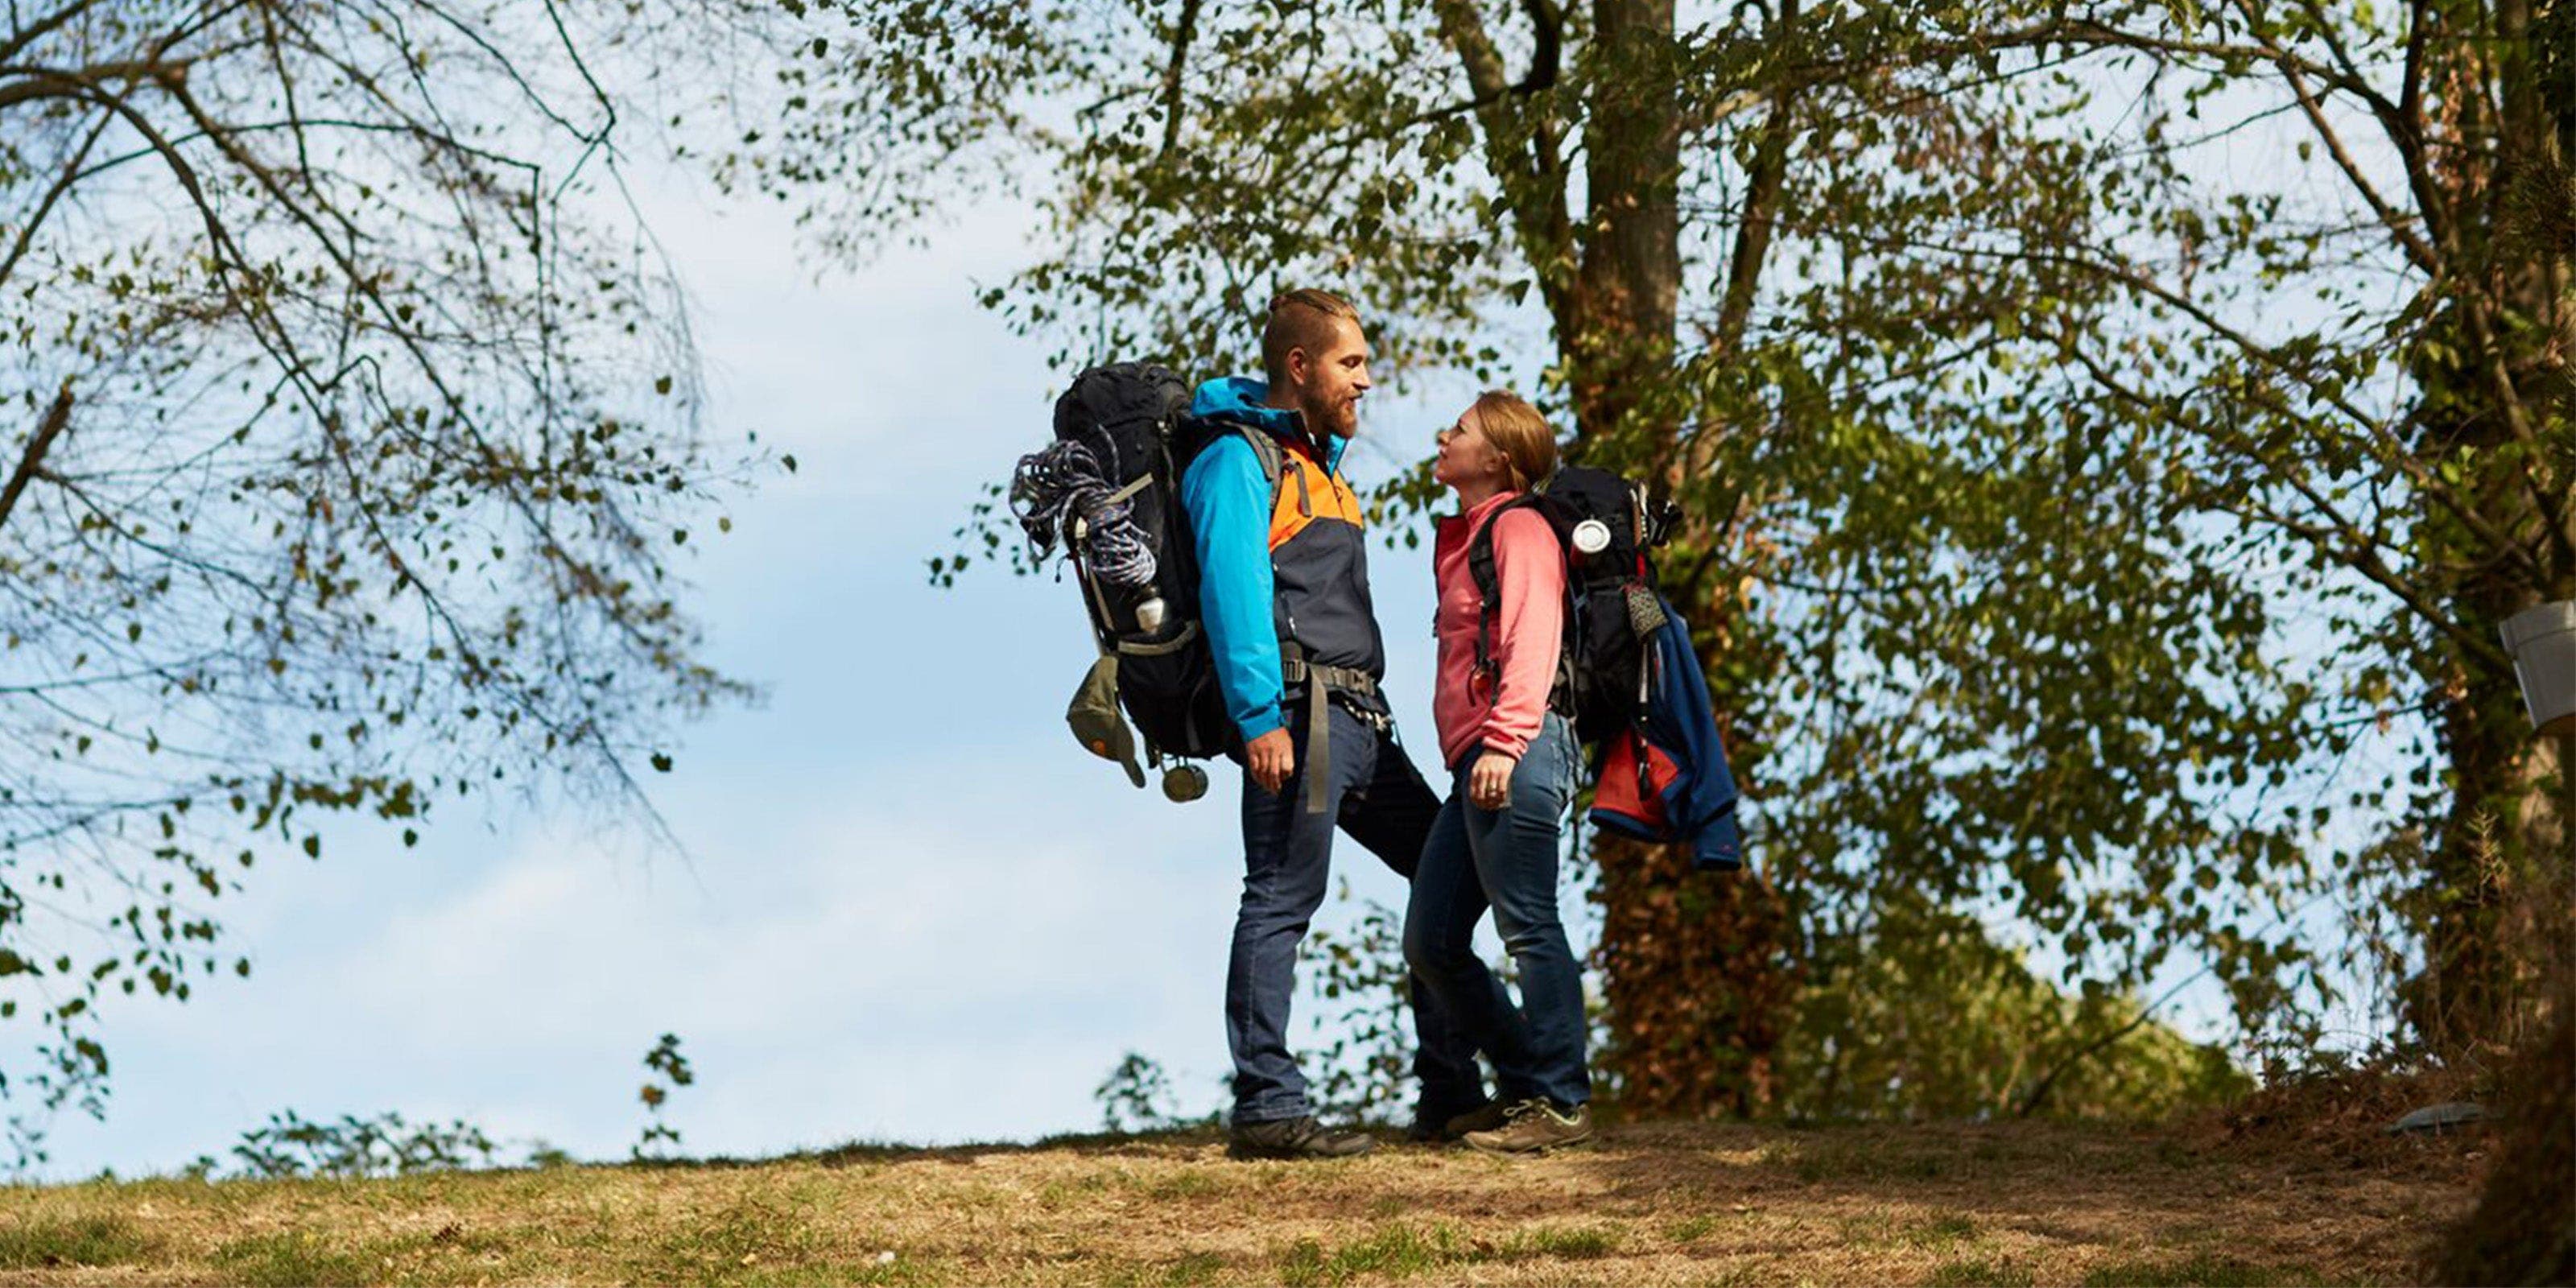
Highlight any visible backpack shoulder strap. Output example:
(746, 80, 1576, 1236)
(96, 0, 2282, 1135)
(1232, 425, 1286, 493)
(1468, 493, 1557, 681)
(1170, 415, 1284, 483)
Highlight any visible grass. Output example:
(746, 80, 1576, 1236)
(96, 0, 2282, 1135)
(1273, 1220, 1622, 1285)
(1496, 1223, 1620, 1259)
(1666, 1213, 1725, 1243)
(212, 1231, 382, 1287)
(0, 1120, 2473, 1285)
(1926, 1255, 2038, 1286)
(1146, 1170, 1226, 1202)
(1276, 1224, 1462, 1286)
(623, 1195, 824, 1284)
(1909, 1214, 1982, 1249)
(1781, 1134, 1972, 1185)
(2080, 1253, 2330, 1287)
(1158, 1250, 1230, 1286)
(0, 1212, 152, 1269)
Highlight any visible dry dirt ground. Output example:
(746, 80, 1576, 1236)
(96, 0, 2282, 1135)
(0, 1119, 2487, 1286)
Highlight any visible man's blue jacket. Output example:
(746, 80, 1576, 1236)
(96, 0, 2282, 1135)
(1179, 377, 1385, 743)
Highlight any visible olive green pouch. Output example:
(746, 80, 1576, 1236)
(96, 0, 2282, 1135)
(1066, 655, 1146, 788)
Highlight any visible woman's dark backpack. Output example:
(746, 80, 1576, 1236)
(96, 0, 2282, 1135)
(1464, 465, 1678, 743)
(1466, 466, 1744, 869)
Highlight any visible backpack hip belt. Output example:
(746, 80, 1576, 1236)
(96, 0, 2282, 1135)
(1278, 654, 1381, 815)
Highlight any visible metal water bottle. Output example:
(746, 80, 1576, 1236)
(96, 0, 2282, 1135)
(1571, 518, 1612, 558)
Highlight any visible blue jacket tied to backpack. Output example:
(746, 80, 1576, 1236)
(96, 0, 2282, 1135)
(1587, 592, 1746, 872)
(1180, 376, 1384, 743)
(1642, 603, 1744, 870)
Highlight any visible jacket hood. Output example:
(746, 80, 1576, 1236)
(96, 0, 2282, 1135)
(1191, 376, 1348, 474)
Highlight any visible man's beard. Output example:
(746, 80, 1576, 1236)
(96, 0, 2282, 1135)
(1317, 394, 1359, 438)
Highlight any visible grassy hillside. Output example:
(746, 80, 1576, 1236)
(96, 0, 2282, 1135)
(0, 1120, 2479, 1286)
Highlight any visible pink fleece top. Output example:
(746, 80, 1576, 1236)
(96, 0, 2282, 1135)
(1432, 490, 1567, 770)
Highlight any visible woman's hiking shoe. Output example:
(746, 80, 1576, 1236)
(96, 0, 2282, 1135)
(1462, 1099, 1592, 1154)
(1227, 1115, 1375, 1160)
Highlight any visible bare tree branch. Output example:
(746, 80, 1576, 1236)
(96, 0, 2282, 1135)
(0, 382, 73, 539)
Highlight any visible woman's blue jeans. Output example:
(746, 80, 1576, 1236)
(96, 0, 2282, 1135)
(1401, 714, 1592, 1108)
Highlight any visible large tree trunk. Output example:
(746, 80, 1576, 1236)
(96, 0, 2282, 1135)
(2428, 979, 2575, 1286)
(2406, 0, 2575, 1055)
(1569, 0, 1797, 1116)
(1594, 833, 1798, 1114)
(2414, 607, 2572, 1053)
(1566, 0, 1679, 440)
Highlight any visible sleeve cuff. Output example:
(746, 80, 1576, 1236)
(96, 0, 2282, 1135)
(1480, 736, 1530, 762)
(1237, 706, 1287, 741)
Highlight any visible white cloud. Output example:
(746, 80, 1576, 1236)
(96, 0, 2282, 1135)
(32, 733, 1316, 1175)
(346, 799, 1225, 1053)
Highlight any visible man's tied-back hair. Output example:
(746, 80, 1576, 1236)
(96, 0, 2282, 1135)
(1261, 288, 1361, 388)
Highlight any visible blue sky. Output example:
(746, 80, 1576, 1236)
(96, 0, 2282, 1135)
(29, 161, 1515, 1180)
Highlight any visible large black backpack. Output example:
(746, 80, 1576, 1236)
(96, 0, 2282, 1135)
(1022, 362, 1284, 770)
(1465, 464, 1681, 744)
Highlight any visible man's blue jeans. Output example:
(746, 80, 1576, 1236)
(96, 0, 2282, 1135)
(1401, 713, 1591, 1108)
(1226, 698, 1485, 1125)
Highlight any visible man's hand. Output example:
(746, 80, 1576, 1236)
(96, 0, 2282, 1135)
(1246, 727, 1296, 795)
(1468, 749, 1517, 811)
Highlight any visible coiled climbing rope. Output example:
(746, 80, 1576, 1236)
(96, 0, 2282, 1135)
(1009, 437, 1158, 588)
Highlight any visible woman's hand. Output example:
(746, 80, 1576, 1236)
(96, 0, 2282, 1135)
(1468, 749, 1518, 811)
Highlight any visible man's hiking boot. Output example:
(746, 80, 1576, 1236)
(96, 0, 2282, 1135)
(1410, 1098, 1510, 1144)
(1228, 1115, 1375, 1160)
(1422, 1097, 1504, 1149)
(1462, 1098, 1593, 1154)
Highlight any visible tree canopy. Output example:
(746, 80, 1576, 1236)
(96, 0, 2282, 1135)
(0, 0, 767, 1157)
(760, 0, 2570, 1109)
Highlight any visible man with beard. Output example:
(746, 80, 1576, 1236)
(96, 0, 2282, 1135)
(1183, 288, 1506, 1158)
